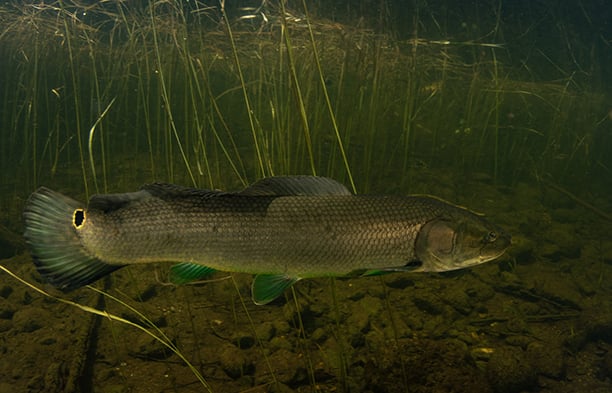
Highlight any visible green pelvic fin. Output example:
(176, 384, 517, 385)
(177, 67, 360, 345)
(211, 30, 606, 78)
(251, 274, 300, 305)
(23, 187, 124, 292)
(169, 262, 216, 285)
(240, 176, 352, 196)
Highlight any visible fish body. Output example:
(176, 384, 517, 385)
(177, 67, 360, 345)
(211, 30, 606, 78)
(23, 176, 510, 304)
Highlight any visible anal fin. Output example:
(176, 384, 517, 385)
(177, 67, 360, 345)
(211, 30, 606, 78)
(169, 263, 216, 285)
(251, 274, 299, 305)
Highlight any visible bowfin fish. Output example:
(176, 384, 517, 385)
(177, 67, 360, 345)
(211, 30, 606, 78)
(23, 176, 511, 304)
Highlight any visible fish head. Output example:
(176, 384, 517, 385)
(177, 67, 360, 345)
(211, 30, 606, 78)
(414, 214, 511, 272)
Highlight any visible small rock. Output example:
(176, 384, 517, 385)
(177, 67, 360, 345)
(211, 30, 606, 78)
(26, 375, 43, 390)
(130, 332, 174, 360)
(0, 299, 15, 319)
(269, 336, 293, 351)
(602, 350, 612, 379)
(504, 335, 532, 349)
(311, 327, 328, 344)
(345, 296, 378, 348)
(465, 283, 495, 302)
(12, 307, 49, 333)
(255, 322, 276, 342)
(218, 344, 254, 379)
(0, 285, 13, 299)
(44, 362, 67, 391)
(543, 223, 581, 259)
(505, 318, 527, 333)
(39, 336, 57, 346)
(273, 321, 292, 336)
(526, 342, 566, 379)
(487, 346, 537, 393)
(385, 276, 414, 289)
(412, 295, 444, 315)
(232, 331, 256, 349)
(536, 280, 583, 311)
(0, 320, 12, 333)
(257, 349, 305, 385)
(133, 284, 157, 302)
(440, 288, 473, 315)
(507, 234, 536, 264)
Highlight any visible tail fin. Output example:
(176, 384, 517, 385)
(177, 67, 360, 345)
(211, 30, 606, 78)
(23, 187, 123, 291)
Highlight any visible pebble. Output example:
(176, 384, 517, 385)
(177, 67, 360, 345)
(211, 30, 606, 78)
(12, 307, 49, 333)
(218, 343, 253, 379)
(412, 295, 444, 315)
(232, 331, 255, 349)
(0, 285, 13, 299)
(508, 234, 536, 264)
(526, 342, 566, 379)
(385, 276, 414, 289)
(440, 287, 473, 315)
(258, 348, 305, 385)
(130, 332, 174, 360)
(255, 321, 276, 342)
(602, 351, 612, 379)
(133, 283, 157, 302)
(487, 346, 537, 393)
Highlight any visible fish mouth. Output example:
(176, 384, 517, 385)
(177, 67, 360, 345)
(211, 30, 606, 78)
(480, 243, 511, 263)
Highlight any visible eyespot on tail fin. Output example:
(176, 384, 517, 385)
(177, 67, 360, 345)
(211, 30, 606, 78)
(23, 187, 123, 291)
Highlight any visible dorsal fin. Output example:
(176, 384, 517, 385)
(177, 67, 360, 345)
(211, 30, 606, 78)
(240, 176, 351, 196)
(88, 190, 151, 212)
(141, 183, 227, 199)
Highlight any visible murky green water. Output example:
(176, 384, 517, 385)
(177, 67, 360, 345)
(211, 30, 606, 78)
(0, 1, 611, 392)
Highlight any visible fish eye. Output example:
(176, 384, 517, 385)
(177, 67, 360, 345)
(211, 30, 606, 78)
(485, 231, 497, 242)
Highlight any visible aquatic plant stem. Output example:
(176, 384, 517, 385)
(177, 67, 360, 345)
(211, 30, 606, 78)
(290, 286, 318, 387)
(219, 1, 266, 178)
(277, 1, 317, 176)
(58, 0, 88, 197)
(149, 1, 197, 186)
(329, 277, 349, 390)
(88, 98, 116, 194)
(230, 275, 279, 388)
(300, 0, 355, 192)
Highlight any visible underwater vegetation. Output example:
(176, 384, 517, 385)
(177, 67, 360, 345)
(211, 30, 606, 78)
(0, 0, 611, 392)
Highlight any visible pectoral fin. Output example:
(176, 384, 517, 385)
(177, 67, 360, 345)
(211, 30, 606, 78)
(251, 274, 300, 305)
(169, 262, 216, 285)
